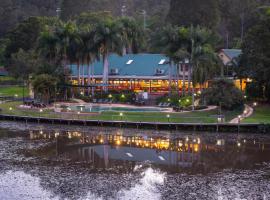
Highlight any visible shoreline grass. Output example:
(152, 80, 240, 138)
(0, 101, 244, 124)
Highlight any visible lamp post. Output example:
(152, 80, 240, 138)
(39, 109, 43, 118)
(166, 114, 170, 123)
(141, 10, 147, 30)
(119, 112, 123, 121)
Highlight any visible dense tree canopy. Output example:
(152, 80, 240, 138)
(167, 0, 220, 30)
(241, 10, 270, 101)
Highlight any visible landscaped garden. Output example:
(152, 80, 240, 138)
(0, 101, 243, 123)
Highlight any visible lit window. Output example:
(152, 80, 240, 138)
(126, 60, 133, 65)
(159, 59, 166, 65)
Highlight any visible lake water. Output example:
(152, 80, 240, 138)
(0, 121, 269, 200)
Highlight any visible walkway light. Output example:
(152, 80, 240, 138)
(119, 112, 123, 116)
(244, 95, 247, 99)
(237, 142, 241, 147)
(39, 109, 43, 113)
(166, 114, 170, 122)
(14, 94, 18, 98)
(9, 107, 13, 111)
(108, 94, 112, 98)
(167, 98, 171, 102)
(121, 94, 125, 98)
(253, 102, 257, 107)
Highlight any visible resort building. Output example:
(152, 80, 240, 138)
(70, 52, 245, 94)
(70, 53, 197, 94)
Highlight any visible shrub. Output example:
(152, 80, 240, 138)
(202, 79, 244, 110)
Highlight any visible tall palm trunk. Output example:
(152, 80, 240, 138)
(182, 64, 186, 96)
(77, 60, 80, 94)
(103, 53, 109, 93)
(81, 60, 85, 94)
(87, 61, 91, 95)
(188, 65, 191, 94)
(176, 64, 180, 96)
(169, 62, 172, 96)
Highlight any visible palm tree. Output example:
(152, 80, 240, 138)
(93, 19, 123, 93)
(55, 21, 78, 99)
(188, 26, 218, 110)
(151, 25, 182, 96)
(117, 17, 144, 55)
(38, 26, 60, 65)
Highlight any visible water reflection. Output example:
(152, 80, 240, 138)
(29, 130, 270, 173)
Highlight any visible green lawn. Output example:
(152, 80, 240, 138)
(0, 86, 29, 98)
(0, 101, 243, 124)
(243, 105, 270, 124)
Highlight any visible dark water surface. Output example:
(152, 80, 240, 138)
(0, 121, 269, 200)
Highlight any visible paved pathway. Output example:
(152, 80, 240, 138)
(230, 104, 254, 124)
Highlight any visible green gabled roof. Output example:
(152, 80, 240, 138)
(70, 53, 176, 77)
(222, 49, 242, 60)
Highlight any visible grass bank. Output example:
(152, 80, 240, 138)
(0, 101, 243, 124)
(0, 86, 29, 98)
(243, 105, 270, 124)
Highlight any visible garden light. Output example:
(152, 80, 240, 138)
(108, 94, 112, 98)
(253, 102, 257, 106)
(9, 107, 13, 111)
(119, 112, 123, 116)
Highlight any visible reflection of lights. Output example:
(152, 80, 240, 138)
(217, 139, 224, 146)
(126, 153, 133, 157)
(116, 140, 121, 145)
(194, 146, 199, 152)
(158, 156, 165, 161)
